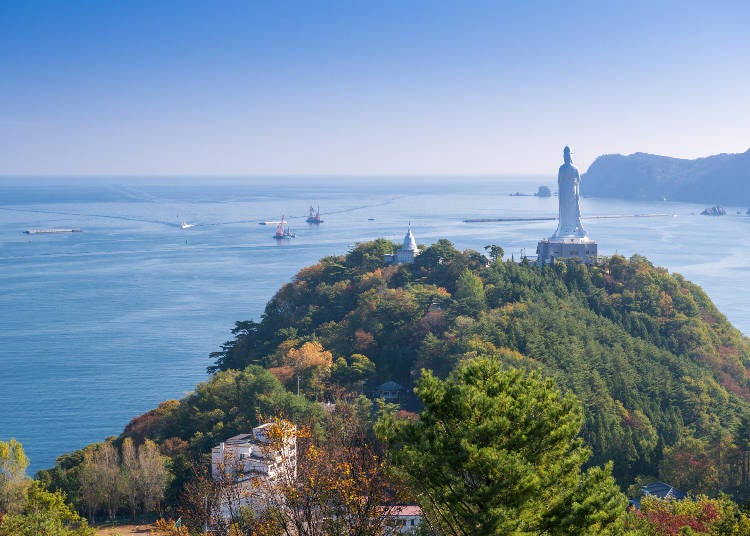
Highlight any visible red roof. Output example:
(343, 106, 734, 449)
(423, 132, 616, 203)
(383, 505, 422, 517)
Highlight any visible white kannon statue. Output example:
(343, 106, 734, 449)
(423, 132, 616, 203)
(553, 146, 586, 238)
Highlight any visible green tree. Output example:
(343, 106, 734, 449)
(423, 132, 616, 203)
(0, 481, 94, 536)
(484, 244, 504, 262)
(0, 438, 30, 514)
(331, 353, 376, 388)
(345, 239, 398, 272)
(380, 356, 626, 535)
(455, 268, 486, 315)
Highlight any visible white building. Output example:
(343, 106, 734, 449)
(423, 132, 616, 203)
(211, 423, 297, 483)
(211, 423, 297, 517)
(381, 505, 423, 534)
(384, 225, 420, 265)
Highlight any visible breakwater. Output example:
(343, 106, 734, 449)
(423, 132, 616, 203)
(463, 213, 672, 223)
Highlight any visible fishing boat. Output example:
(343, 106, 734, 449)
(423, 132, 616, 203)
(273, 216, 295, 239)
(24, 228, 82, 234)
(306, 205, 324, 224)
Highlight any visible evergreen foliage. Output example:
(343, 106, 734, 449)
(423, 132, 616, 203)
(204, 241, 750, 494)
(379, 356, 626, 535)
(38, 238, 750, 523)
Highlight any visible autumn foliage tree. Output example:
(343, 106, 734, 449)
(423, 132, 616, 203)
(280, 341, 334, 399)
(122, 437, 171, 519)
(624, 495, 750, 535)
(236, 404, 403, 536)
(176, 404, 404, 536)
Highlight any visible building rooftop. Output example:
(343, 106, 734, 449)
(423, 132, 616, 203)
(629, 481, 686, 509)
(379, 505, 423, 517)
(224, 433, 254, 445)
(378, 381, 404, 391)
(641, 481, 686, 500)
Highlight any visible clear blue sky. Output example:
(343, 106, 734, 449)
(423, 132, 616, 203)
(1, 0, 748, 176)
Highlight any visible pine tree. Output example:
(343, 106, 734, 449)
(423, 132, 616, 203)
(381, 356, 626, 535)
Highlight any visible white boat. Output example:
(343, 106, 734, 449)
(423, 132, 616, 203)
(179, 222, 194, 229)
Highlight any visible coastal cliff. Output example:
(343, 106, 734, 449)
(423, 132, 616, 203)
(582, 148, 750, 205)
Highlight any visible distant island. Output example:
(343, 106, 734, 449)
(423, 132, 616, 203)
(535, 185, 551, 197)
(582, 147, 750, 205)
(508, 185, 552, 197)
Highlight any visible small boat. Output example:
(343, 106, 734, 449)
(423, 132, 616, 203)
(179, 222, 194, 229)
(273, 216, 295, 239)
(24, 228, 82, 234)
(306, 205, 324, 224)
(700, 205, 726, 216)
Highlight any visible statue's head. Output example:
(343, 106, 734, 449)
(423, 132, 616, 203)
(563, 146, 572, 164)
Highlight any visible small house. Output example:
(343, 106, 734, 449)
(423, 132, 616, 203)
(629, 481, 686, 509)
(381, 505, 423, 534)
(376, 381, 404, 403)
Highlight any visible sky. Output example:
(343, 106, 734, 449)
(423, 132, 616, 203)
(1, 0, 749, 176)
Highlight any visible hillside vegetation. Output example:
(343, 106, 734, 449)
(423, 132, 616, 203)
(205, 239, 750, 492)
(37, 238, 750, 524)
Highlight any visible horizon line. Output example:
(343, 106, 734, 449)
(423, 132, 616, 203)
(0, 172, 553, 179)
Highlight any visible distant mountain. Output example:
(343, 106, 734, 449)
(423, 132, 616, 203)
(582, 148, 750, 205)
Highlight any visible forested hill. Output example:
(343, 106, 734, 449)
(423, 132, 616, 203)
(40, 239, 750, 508)
(581, 148, 750, 205)
(208, 239, 750, 491)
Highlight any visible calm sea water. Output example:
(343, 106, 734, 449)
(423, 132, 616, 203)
(1, 176, 749, 473)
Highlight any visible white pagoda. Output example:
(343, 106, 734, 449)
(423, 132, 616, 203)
(384, 225, 420, 265)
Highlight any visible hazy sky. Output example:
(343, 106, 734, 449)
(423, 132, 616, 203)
(2, 0, 749, 176)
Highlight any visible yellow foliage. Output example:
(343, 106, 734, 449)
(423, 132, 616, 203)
(284, 341, 333, 374)
(152, 518, 190, 535)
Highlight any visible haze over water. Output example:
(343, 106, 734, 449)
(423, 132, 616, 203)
(1, 176, 749, 472)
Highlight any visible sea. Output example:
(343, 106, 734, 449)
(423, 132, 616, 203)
(1, 176, 749, 473)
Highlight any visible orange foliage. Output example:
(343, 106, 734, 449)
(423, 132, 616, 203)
(161, 436, 190, 457)
(284, 341, 333, 373)
(354, 329, 376, 351)
(268, 365, 296, 386)
(294, 262, 326, 284)
(123, 410, 165, 443)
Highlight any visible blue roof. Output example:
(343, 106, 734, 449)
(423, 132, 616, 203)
(641, 481, 686, 500)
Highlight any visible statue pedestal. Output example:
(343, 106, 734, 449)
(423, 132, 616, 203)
(536, 237, 597, 265)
